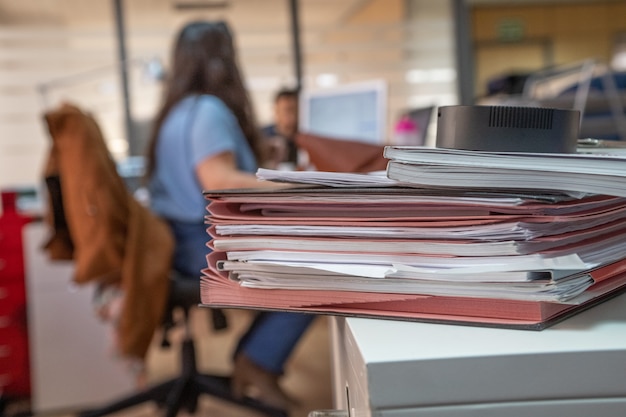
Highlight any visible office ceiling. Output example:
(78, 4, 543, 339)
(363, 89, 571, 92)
(468, 0, 623, 3)
(0, 0, 367, 26)
(0, 0, 620, 27)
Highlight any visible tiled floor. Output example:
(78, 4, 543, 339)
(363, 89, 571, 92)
(20, 308, 333, 417)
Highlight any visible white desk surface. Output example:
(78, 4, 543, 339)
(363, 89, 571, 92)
(337, 292, 626, 412)
(348, 292, 626, 363)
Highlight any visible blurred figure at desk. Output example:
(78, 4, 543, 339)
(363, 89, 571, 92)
(146, 20, 313, 410)
(261, 88, 300, 169)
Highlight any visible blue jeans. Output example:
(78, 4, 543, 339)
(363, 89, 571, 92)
(169, 220, 314, 374)
(235, 311, 314, 374)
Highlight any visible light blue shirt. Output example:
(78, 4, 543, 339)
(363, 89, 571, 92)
(149, 94, 257, 222)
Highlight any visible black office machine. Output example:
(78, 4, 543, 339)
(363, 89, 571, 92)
(436, 105, 580, 153)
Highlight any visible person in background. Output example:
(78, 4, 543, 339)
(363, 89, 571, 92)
(261, 88, 300, 169)
(145, 20, 314, 409)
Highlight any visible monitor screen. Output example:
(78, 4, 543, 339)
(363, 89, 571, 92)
(406, 105, 435, 146)
(300, 80, 387, 144)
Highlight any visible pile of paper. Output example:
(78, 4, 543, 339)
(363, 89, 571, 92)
(384, 146, 626, 198)
(201, 148, 626, 329)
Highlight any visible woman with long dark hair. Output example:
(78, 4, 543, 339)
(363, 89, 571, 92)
(147, 20, 313, 409)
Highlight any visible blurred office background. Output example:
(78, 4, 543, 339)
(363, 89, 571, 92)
(1, 0, 626, 190)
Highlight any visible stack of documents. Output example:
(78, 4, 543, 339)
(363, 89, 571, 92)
(384, 146, 626, 198)
(201, 148, 626, 329)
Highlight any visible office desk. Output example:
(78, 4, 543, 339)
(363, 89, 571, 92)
(329, 293, 626, 417)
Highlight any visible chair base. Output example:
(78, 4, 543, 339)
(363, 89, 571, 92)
(78, 338, 288, 417)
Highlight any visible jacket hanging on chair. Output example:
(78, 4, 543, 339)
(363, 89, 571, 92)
(42, 103, 174, 360)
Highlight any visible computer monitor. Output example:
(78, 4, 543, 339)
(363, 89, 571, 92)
(299, 80, 387, 144)
(406, 105, 435, 146)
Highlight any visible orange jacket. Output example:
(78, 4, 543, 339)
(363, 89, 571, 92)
(42, 103, 174, 360)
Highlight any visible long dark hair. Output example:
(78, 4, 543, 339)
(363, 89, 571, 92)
(145, 20, 262, 177)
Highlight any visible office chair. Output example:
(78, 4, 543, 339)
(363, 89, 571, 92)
(78, 274, 288, 417)
(42, 103, 288, 417)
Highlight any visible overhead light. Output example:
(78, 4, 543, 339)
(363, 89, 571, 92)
(406, 68, 457, 84)
(173, 1, 230, 10)
(405, 70, 429, 84)
(316, 73, 339, 88)
(108, 138, 129, 157)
